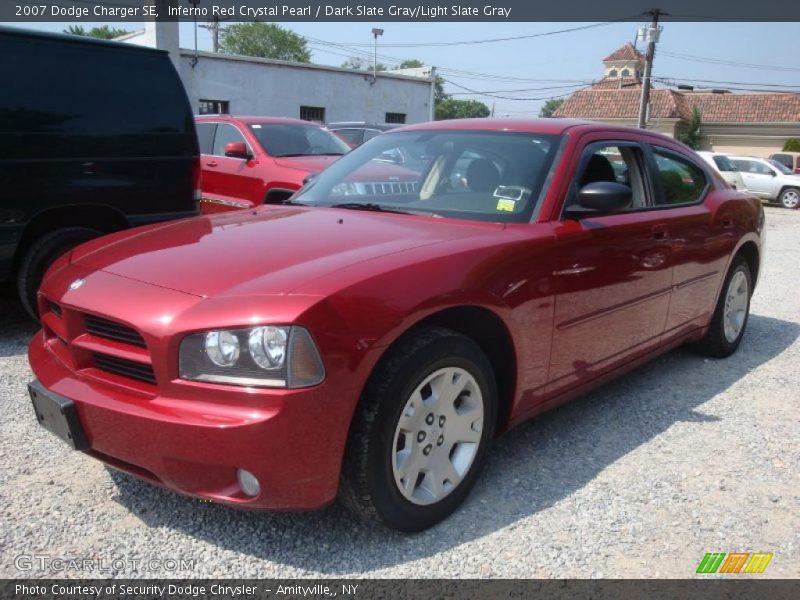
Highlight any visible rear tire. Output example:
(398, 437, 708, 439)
(694, 257, 752, 358)
(17, 227, 100, 319)
(779, 187, 799, 209)
(340, 327, 497, 532)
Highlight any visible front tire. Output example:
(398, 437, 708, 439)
(17, 227, 100, 320)
(779, 187, 799, 209)
(695, 258, 752, 358)
(340, 328, 497, 532)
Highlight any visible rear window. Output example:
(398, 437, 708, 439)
(712, 155, 737, 172)
(0, 34, 194, 159)
(248, 123, 349, 157)
(770, 154, 792, 169)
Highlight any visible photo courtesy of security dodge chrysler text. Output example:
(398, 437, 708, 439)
(28, 119, 764, 532)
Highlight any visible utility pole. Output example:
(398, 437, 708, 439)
(637, 9, 661, 129)
(200, 16, 222, 53)
(371, 28, 384, 83)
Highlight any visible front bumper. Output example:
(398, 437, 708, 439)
(28, 335, 345, 510)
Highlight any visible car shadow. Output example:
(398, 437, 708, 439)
(0, 284, 38, 357)
(104, 313, 796, 573)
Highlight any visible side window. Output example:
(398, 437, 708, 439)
(752, 161, 772, 175)
(653, 150, 707, 205)
(771, 154, 791, 169)
(195, 123, 216, 155)
(363, 129, 382, 142)
(573, 144, 647, 210)
(212, 124, 247, 156)
(334, 129, 363, 146)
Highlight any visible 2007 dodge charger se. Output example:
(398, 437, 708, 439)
(28, 119, 764, 531)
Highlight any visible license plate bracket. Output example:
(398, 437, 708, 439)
(28, 381, 89, 451)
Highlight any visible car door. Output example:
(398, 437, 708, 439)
(202, 123, 261, 213)
(735, 159, 775, 199)
(648, 146, 731, 337)
(548, 140, 673, 393)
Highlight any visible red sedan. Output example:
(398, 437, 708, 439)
(28, 119, 764, 531)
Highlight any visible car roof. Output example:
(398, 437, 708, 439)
(328, 122, 398, 130)
(0, 24, 167, 54)
(195, 115, 325, 127)
(391, 118, 679, 139)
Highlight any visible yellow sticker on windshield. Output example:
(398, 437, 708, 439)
(496, 199, 515, 212)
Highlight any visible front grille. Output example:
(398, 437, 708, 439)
(364, 181, 419, 195)
(85, 315, 146, 348)
(93, 353, 156, 385)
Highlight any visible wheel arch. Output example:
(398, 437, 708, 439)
(13, 205, 129, 273)
(356, 304, 518, 436)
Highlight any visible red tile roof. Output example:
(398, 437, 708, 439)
(554, 88, 688, 120)
(554, 87, 800, 123)
(590, 76, 642, 90)
(603, 43, 645, 62)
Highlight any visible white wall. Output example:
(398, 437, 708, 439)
(179, 51, 433, 123)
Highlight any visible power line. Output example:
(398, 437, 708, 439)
(311, 20, 631, 48)
(654, 76, 800, 90)
(442, 78, 577, 101)
(659, 49, 800, 73)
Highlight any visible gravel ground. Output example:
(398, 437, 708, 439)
(0, 206, 798, 579)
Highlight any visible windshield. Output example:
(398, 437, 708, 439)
(767, 159, 792, 175)
(248, 123, 350, 157)
(291, 130, 561, 223)
(712, 155, 737, 172)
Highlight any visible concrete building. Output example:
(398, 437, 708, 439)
(555, 43, 800, 156)
(121, 22, 434, 124)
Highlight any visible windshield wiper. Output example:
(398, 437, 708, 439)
(329, 202, 411, 215)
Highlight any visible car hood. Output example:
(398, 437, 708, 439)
(271, 155, 341, 172)
(70, 207, 499, 298)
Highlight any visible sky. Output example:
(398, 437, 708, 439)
(10, 20, 800, 116)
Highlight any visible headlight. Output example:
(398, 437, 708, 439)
(179, 325, 325, 388)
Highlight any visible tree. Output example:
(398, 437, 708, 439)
(220, 23, 310, 62)
(63, 25, 130, 40)
(783, 138, 800, 152)
(340, 56, 387, 72)
(397, 59, 448, 104)
(539, 97, 565, 118)
(435, 98, 490, 120)
(678, 107, 703, 150)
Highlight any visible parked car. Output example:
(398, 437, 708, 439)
(195, 116, 350, 213)
(328, 122, 399, 147)
(696, 151, 746, 190)
(729, 155, 800, 208)
(769, 151, 800, 174)
(0, 27, 200, 318)
(28, 119, 763, 532)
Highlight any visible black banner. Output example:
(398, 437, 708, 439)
(2, 0, 799, 22)
(2, 580, 800, 600)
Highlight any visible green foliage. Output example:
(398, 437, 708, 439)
(63, 25, 129, 40)
(220, 23, 310, 62)
(678, 107, 703, 150)
(782, 138, 800, 152)
(539, 97, 565, 118)
(340, 56, 388, 72)
(435, 98, 490, 120)
(398, 59, 424, 69)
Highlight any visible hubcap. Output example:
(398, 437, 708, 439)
(723, 270, 749, 343)
(391, 367, 484, 505)
(782, 189, 799, 208)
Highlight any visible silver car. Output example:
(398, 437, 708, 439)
(697, 151, 746, 191)
(730, 156, 800, 209)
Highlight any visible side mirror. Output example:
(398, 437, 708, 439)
(224, 142, 251, 160)
(566, 181, 632, 217)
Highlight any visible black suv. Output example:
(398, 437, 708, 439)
(0, 27, 200, 317)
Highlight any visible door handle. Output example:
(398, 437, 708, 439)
(652, 224, 668, 240)
(206, 161, 218, 167)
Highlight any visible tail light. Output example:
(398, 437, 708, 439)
(192, 157, 202, 210)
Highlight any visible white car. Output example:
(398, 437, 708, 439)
(730, 156, 800, 209)
(696, 151, 746, 191)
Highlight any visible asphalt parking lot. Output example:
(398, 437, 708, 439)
(0, 206, 797, 579)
